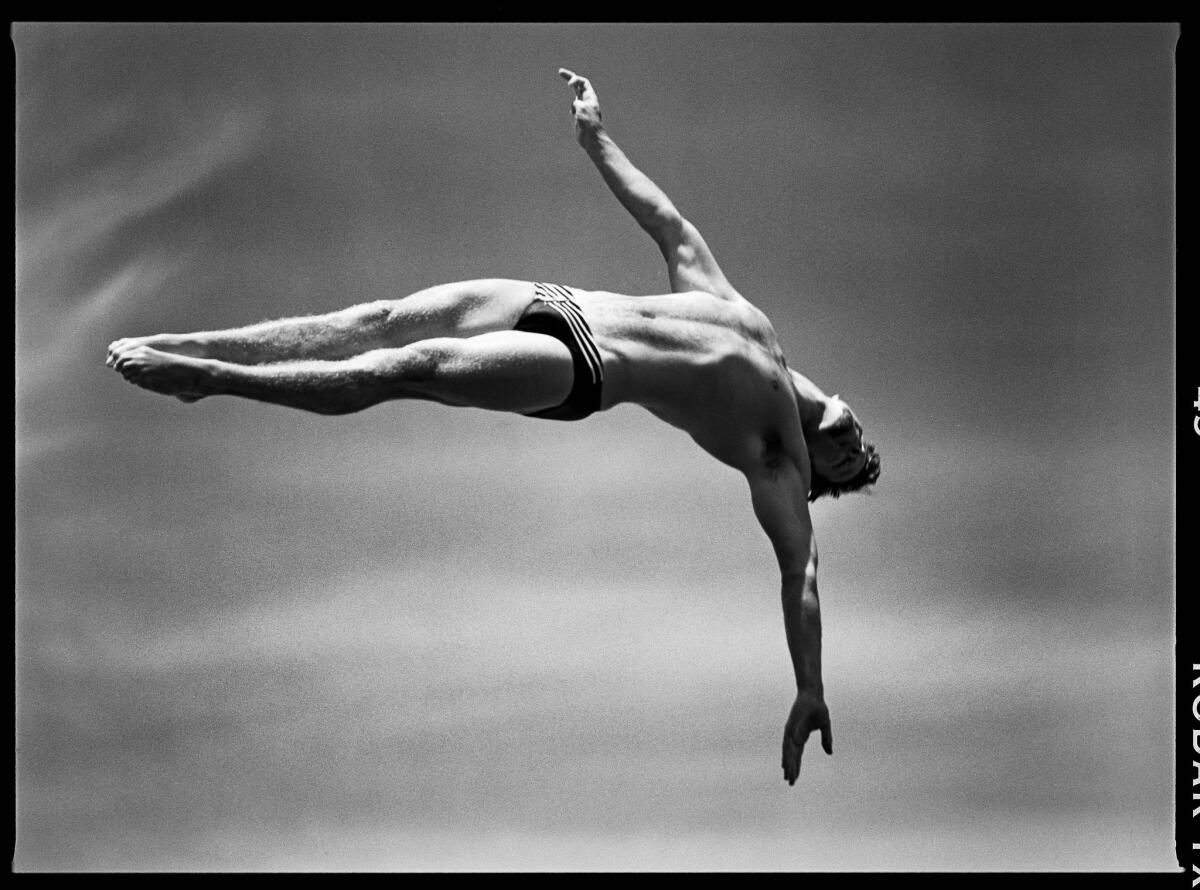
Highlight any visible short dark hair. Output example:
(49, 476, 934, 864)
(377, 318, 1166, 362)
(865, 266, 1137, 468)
(808, 440, 881, 502)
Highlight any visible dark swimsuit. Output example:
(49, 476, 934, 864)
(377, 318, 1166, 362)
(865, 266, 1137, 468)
(514, 282, 605, 421)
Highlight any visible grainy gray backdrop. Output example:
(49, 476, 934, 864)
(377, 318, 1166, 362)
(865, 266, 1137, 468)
(15, 22, 1176, 871)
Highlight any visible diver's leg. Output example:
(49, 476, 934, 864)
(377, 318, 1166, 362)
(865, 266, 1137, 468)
(111, 331, 575, 416)
(106, 279, 537, 366)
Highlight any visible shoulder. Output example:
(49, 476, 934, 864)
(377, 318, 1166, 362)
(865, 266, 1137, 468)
(702, 391, 812, 482)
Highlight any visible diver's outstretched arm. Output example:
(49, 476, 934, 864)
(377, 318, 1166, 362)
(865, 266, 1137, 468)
(745, 460, 834, 786)
(559, 68, 739, 299)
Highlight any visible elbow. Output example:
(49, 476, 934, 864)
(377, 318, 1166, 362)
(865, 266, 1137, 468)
(781, 565, 818, 592)
(780, 565, 809, 585)
(777, 539, 817, 585)
(780, 551, 819, 601)
(781, 575, 820, 616)
(646, 210, 685, 247)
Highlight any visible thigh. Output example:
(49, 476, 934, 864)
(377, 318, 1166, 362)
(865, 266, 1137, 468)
(379, 279, 537, 346)
(400, 331, 575, 414)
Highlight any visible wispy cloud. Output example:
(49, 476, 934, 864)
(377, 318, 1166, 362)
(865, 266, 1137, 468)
(19, 105, 262, 280)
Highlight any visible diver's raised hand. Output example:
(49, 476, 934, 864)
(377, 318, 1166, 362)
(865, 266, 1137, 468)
(558, 68, 602, 143)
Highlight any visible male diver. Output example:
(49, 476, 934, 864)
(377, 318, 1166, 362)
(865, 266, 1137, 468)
(107, 69, 880, 785)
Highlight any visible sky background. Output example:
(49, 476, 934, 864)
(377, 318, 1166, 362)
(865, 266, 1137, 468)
(15, 23, 1177, 871)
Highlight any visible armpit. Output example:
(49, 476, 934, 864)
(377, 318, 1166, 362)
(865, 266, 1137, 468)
(758, 429, 811, 490)
(761, 431, 790, 477)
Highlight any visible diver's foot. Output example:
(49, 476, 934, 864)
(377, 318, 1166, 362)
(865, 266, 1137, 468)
(109, 345, 213, 400)
(106, 333, 207, 368)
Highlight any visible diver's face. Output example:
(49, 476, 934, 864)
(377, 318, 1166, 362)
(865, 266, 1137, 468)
(809, 398, 866, 483)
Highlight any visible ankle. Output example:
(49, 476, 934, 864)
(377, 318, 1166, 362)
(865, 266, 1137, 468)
(193, 356, 226, 395)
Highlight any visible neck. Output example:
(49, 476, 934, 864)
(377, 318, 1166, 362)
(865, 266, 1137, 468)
(787, 369, 834, 433)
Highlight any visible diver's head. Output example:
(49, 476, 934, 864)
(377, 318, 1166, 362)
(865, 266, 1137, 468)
(806, 396, 881, 502)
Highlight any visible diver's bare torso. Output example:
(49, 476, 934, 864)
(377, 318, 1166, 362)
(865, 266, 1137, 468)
(566, 286, 810, 477)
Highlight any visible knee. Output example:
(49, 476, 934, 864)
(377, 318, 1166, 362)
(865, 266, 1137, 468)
(342, 300, 394, 328)
(358, 343, 445, 392)
(357, 346, 439, 407)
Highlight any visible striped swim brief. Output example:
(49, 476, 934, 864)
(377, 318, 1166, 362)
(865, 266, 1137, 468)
(513, 282, 605, 421)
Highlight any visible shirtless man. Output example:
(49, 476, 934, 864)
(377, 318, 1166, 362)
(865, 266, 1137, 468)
(107, 69, 880, 785)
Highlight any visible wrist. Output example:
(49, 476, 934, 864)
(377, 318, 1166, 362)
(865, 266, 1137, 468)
(578, 122, 606, 148)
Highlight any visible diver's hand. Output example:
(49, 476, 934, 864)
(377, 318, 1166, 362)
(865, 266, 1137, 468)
(782, 690, 833, 785)
(558, 68, 603, 143)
